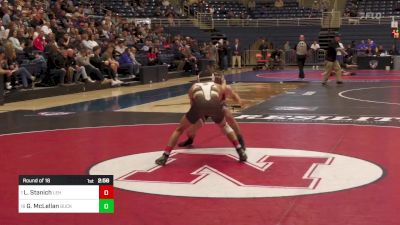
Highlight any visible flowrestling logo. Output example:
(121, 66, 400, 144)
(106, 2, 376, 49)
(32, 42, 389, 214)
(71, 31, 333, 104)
(89, 148, 383, 198)
(235, 114, 400, 125)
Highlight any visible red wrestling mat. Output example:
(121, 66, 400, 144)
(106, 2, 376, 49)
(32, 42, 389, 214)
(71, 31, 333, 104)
(1, 123, 399, 225)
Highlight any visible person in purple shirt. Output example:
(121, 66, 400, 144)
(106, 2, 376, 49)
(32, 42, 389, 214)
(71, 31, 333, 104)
(356, 40, 368, 50)
(118, 48, 136, 77)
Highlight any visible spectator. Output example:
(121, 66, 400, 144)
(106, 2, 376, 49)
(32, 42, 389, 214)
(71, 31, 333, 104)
(75, 48, 104, 82)
(47, 45, 67, 86)
(4, 41, 35, 89)
(81, 33, 98, 50)
(259, 38, 269, 59)
(90, 46, 121, 86)
(356, 40, 368, 50)
(65, 48, 94, 84)
(310, 41, 320, 51)
(283, 41, 290, 51)
(182, 45, 197, 73)
(231, 38, 242, 69)
(275, 0, 284, 8)
(218, 40, 228, 70)
(2, 8, 11, 27)
(376, 45, 386, 56)
(389, 44, 399, 55)
(118, 47, 136, 77)
(32, 31, 46, 52)
(114, 39, 127, 56)
(8, 29, 24, 53)
(0, 47, 14, 90)
(128, 47, 141, 76)
(310, 41, 320, 69)
(147, 47, 160, 66)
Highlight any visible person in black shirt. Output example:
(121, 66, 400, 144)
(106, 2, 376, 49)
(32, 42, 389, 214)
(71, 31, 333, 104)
(322, 34, 346, 85)
(258, 38, 269, 59)
(46, 45, 67, 86)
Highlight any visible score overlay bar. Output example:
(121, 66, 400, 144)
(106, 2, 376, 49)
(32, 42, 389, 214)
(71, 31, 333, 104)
(19, 175, 114, 213)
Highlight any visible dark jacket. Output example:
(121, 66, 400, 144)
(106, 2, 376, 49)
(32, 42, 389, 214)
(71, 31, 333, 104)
(48, 52, 66, 70)
(90, 54, 103, 69)
(326, 41, 340, 62)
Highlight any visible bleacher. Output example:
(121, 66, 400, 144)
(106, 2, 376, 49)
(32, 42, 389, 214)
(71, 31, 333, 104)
(345, 0, 400, 16)
(189, 0, 322, 19)
(74, 0, 182, 18)
(250, 0, 322, 19)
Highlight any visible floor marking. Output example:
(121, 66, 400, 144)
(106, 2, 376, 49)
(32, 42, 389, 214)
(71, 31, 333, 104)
(303, 91, 316, 96)
(338, 86, 400, 106)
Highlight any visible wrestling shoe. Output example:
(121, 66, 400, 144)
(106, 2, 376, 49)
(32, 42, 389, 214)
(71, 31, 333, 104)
(155, 153, 170, 166)
(236, 147, 247, 162)
(178, 138, 194, 147)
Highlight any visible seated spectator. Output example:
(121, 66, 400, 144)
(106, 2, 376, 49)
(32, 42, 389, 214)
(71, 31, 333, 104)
(32, 31, 46, 52)
(389, 44, 399, 55)
(182, 45, 197, 73)
(8, 29, 24, 53)
(102, 45, 122, 82)
(0, 20, 10, 40)
(90, 46, 120, 86)
(147, 47, 160, 66)
(4, 41, 35, 89)
(0, 48, 14, 83)
(367, 39, 377, 50)
(82, 33, 98, 50)
(162, 0, 170, 7)
(46, 45, 67, 86)
(114, 39, 127, 57)
(65, 48, 94, 84)
(118, 47, 137, 77)
(312, 0, 320, 11)
(376, 45, 386, 56)
(75, 48, 104, 82)
(356, 40, 368, 50)
(58, 33, 71, 49)
(275, 0, 284, 8)
(129, 47, 141, 76)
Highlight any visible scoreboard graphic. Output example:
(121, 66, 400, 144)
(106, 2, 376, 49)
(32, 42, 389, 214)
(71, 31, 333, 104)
(19, 175, 114, 213)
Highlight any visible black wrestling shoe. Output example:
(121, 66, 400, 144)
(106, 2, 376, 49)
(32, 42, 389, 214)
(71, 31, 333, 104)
(336, 81, 343, 84)
(237, 135, 246, 150)
(178, 137, 194, 147)
(155, 153, 170, 166)
(236, 147, 247, 162)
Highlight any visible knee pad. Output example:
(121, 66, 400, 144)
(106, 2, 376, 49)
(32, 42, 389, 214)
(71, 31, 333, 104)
(222, 124, 234, 134)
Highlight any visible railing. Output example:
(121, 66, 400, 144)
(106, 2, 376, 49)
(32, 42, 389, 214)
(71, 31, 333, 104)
(150, 16, 398, 28)
(341, 16, 400, 26)
(150, 19, 196, 27)
(197, 13, 214, 29)
(213, 18, 322, 27)
(242, 49, 326, 66)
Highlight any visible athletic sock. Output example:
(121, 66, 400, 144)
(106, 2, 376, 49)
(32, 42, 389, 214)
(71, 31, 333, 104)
(232, 140, 242, 149)
(164, 146, 173, 154)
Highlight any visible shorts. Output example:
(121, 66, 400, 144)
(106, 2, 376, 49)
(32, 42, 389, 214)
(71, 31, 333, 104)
(185, 98, 224, 124)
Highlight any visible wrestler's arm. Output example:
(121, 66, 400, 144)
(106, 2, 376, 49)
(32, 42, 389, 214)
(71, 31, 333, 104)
(224, 85, 242, 105)
(188, 85, 194, 105)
